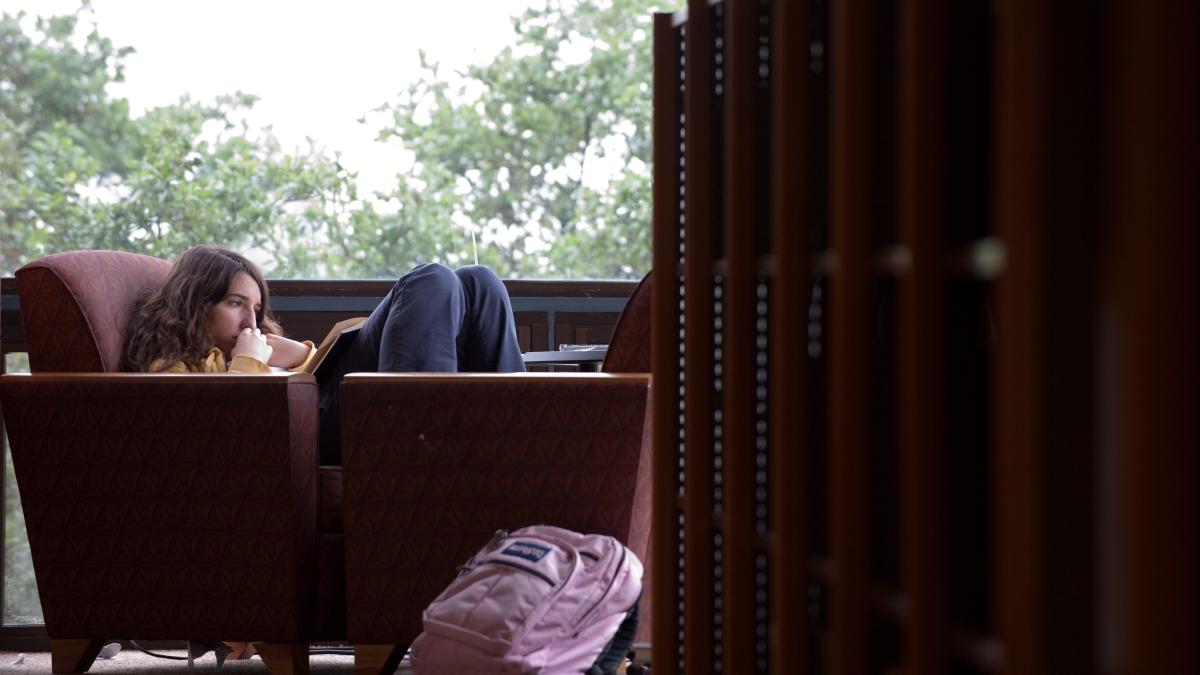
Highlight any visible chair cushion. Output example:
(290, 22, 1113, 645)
(16, 251, 171, 372)
(602, 272, 652, 373)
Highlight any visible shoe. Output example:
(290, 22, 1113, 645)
(96, 643, 122, 660)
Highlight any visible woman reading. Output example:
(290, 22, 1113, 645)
(123, 245, 526, 465)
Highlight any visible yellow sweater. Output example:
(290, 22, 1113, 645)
(149, 343, 316, 374)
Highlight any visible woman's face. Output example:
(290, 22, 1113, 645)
(206, 272, 263, 355)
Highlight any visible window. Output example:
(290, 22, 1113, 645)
(1, 0, 679, 629)
(0, 0, 679, 280)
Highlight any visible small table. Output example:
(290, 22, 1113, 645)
(521, 350, 607, 372)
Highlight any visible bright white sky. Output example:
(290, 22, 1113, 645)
(6, 0, 541, 194)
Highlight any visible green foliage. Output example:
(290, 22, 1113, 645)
(3, 352, 39, 624)
(2, 0, 672, 279)
(2, 6, 127, 272)
(1, 7, 361, 276)
(371, 0, 668, 278)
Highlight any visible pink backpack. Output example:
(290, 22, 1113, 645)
(410, 525, 643, 674)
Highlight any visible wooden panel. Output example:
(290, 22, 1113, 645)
(990, 0, 1048, 670)
(992, 0, 1108, 671)
(895, 0, 947, 672)
(1102, 0, 1198, 671)
(721, 0, 764, 670)
(553, 312, 623, 348)
(652, 11, 685, 675)
(683, 1, 719, 673)
(768, 0, 811, 671)
(829, 0, 874, 671)
(649, 2, 1197, 674)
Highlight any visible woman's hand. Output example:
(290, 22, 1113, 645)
(265, 333, 311, 369)
(232, 327, 273, 364)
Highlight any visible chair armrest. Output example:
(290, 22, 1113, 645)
(0, 372, 319, 641)
(339, 372, 649, 644)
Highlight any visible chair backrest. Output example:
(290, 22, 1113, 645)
(602, 271, 652, 373)
(15, 250, 171, 372)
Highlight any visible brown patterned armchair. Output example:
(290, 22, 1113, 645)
(340, 273, 654, 674)
(0, 251, 345, 674)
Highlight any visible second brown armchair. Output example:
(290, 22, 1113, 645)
(341, 273, 654, 674)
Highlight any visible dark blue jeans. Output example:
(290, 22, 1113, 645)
(317, 263, 526, 464)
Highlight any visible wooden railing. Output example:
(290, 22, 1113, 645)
(0, 277, 636, 359)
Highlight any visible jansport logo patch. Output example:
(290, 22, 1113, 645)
(501, 541, 552, 563)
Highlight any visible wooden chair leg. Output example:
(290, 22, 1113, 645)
(49, 639, 104, 674)
(256, 642, 310, 675)
(354, 644, 405, 675)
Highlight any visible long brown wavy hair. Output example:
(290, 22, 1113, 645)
(123, 246, 282, 371)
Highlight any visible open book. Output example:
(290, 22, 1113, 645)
(305, 316, 368, 378)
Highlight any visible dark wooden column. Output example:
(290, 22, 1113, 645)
(651, 11, 686, 675)
(1102, 0, 1198, 671)
(721, 0, 771, 670)
(768, 0, 812, 671)
(683, 1, 719, 672)
(896, 0, 947, 671)
(828, 0, 874, 671)
(992, 0, 1105, 672)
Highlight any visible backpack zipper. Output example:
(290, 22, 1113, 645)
(456, 529, 511, 576)
(573, 545, 627, 628)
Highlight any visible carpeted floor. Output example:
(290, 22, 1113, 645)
(0, 647, 412, 674)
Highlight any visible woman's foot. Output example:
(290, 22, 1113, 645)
(187, 641, 255, 668)
(223, 641, 257, 661)
(187, 640, 232, 667)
